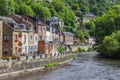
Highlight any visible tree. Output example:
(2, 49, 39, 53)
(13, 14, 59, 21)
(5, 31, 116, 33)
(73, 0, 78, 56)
(31, 3, 51, 18)
(19, 3, 35, 16)
(52, 0, 65, 12)
(100, 31, 120, 57)
(0, 0, 19, 16)
(49, 8, 58, 17)
(90, 5, 120, 45)
(71, 3, 79, 11)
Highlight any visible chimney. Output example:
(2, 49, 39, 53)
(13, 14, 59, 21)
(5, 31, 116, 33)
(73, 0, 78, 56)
(21, 18, 24, 23)
(41, 16, 46, 24)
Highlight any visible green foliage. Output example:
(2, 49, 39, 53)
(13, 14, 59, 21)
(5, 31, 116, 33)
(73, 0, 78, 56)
(44, 62, 58, 68)
(0, 0, 119, 33)
(57, 47, 65, 53)
(71, 3, 79, 11)
(100, 31, 120, 58)
(90, 5, 120, 45)
(0, 0, 15, 16)
(19, 3, 35, 16)
(66, 0, 120, 16)
(87, 47, 94, 52)
(89, 5, 120, 58)
(78, 47, 85, 52)
(73, 47, 85, 53)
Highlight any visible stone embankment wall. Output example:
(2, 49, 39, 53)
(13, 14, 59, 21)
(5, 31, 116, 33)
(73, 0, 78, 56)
(0, 53, 72, 75)
(71, 45, 91, 51)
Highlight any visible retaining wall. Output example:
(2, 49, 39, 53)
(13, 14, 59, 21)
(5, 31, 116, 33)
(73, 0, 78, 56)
(0, 53, 73, 75)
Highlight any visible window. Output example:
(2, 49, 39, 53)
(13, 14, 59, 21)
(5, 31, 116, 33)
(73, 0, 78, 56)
(28, 46, 30, 52)
(30, 35, 33, 41)
(29, 24, 33, 31)
(15, 47, 18, 54)
(31, 46, 33, 51)
(46, 45, 48, 50)
(34, 46, 36, 51)
(15, 35, 18, 39)
(3, 34, 9, 40)
(24, 35, 26, 44)
(3, 47, 9, 53)
(35, 36, 38, 41)
(25, 46, 27, 53)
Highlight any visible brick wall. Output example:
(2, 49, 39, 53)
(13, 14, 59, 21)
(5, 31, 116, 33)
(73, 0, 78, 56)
(2, 22, 13, 57)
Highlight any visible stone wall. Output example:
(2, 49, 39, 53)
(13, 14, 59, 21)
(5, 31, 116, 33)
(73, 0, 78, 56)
(0, 53, 72, 74)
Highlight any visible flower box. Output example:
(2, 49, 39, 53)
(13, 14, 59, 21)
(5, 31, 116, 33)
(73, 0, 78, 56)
(15, 39, 18, 42)
(18, 48, 22, 52)
(18, 41, 23, 46)
(19, 33, 23, 37)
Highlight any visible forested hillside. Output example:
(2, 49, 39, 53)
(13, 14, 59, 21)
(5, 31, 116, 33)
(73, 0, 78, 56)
(0, 0, 119, 32)
(65, 0, 120, 16)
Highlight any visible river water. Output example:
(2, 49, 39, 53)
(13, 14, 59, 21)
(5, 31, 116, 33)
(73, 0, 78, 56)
(11, 52, 120, 80)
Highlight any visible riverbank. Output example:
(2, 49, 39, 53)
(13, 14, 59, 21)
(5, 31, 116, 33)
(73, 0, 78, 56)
(4, 52, 120, 80)
(0, 54, 73, 80)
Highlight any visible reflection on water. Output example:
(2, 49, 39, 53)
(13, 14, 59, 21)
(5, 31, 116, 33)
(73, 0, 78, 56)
(12, 52, 120, 80)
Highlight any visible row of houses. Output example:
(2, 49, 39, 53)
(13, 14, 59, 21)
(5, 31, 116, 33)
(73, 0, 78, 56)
(0, 14, 74, 58)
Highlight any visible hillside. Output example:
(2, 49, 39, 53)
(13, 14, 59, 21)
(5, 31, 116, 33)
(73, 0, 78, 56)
(0, 0, 119, 32)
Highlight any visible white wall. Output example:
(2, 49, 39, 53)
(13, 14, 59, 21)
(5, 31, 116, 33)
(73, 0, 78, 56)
(46, 31, 53, 41)
(34, 33, 38, 51)
(21, 32, 29, 55)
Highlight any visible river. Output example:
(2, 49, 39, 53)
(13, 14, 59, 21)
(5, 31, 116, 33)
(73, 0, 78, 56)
(10, 52, 120, 80)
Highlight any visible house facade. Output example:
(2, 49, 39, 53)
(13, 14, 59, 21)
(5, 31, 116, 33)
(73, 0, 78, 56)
(0, 14, 74, 58)
(0, 19, 13, 58)
(10, 15, 39, 56)
(63, 32, 74, 45)
(21, 15, 46, 41)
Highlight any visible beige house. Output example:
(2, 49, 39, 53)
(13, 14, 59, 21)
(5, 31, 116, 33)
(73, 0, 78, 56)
(12, 24, 29, 56)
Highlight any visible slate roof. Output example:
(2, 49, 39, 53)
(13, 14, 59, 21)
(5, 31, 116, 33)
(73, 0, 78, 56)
(63, 32, 73, 36)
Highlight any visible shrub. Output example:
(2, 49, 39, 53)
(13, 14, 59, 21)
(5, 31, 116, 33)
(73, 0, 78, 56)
(44, 62, 58, 68)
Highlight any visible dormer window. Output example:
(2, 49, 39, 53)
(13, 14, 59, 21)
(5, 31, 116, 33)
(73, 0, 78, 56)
(38, 20, 41, 24)
(14, 24, 19, 30)
(18, 24, 26, 30)
(29, 24, 33, 31)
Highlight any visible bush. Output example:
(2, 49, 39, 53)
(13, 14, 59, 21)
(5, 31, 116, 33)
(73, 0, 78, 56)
(57, 47, 65, 53)
(99, 31, 120, 58)
(44, 62, 58, 68)
(72, 47, 85, 53)
(87, 47, 94, 52)
(78, 47, 85, 52)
